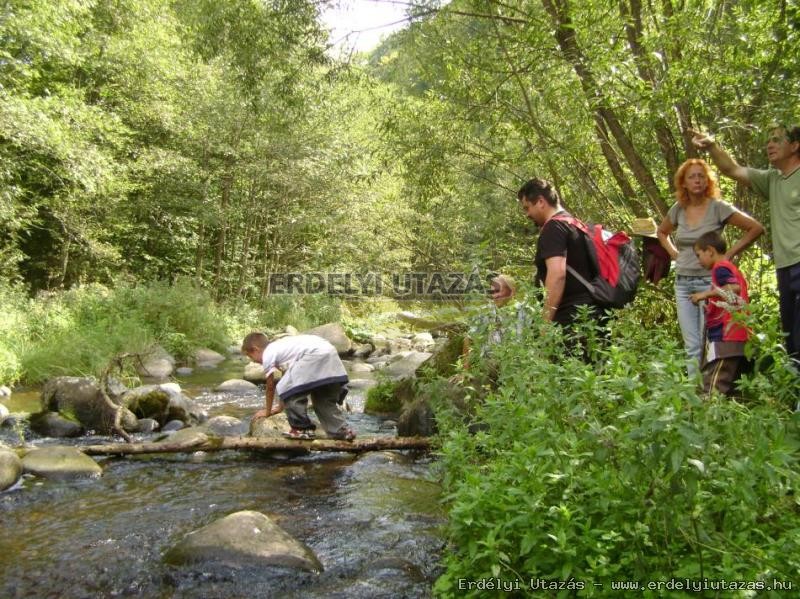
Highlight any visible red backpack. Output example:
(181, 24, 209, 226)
(551, 215, 640, 309)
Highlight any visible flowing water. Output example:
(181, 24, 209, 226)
(0, 359, 445, 598)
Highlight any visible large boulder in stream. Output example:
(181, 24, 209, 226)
(164, 510, 322, 573)
(21, 446, 102, 480)
(215, 379, 258, 393)
(205, 416, 246, 437)
(243, 361, 266, 382)
(368, 334, 469, 437)
(303, 323, 352, 355)
(136, 345, 176, 379)
(40, 376, 138, 435)
(194, 348, 225, 368)
(0, 445, 23, 491)
(249, 413, 291, 438)
(381, 351, 433, 380)
(29, 411, 84, 438)
(122, 384, 207, 427)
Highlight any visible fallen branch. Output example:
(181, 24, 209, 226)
(78, 435, 433, 456)
(99, 351, 149, 443)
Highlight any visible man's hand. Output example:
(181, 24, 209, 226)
(269, 402, 284, 416)
(253, 409, 270, 420)
(689, 128, 715, 149)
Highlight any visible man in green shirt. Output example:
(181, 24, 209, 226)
(691, 124, 800, 360)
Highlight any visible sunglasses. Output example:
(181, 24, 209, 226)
(767, 134, 788, 144)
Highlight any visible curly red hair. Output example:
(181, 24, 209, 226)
(673, 158, 719, 206)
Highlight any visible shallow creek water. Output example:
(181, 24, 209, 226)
(0, 359, 445, 598)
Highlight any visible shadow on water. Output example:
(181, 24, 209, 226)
(0, 359, 444, 598)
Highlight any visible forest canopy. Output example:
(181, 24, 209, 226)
(2, 0, 797, 299)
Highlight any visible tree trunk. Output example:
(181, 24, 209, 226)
(541, 0, 669, 216)
(213, 172, 232, 299)
(620, 0, 680, 185)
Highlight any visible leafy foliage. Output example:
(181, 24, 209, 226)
(432, 300, 800, 596)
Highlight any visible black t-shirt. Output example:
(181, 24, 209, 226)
(535, 211, 597, 325)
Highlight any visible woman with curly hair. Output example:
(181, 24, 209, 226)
(657, 158, 763, 377)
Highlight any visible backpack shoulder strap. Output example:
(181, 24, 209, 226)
(566, 265, 592, 290)
(550, 214, 589, 234)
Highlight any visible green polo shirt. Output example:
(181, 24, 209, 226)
(747, 166, 800, 268)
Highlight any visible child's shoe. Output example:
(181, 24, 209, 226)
(329, 427, 356, 441)
(283, 428, 315, 440)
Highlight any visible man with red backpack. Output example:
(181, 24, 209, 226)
(517, 178, 639, 348)
(517, 178, 603, 327)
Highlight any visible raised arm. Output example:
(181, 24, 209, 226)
(725, 211, 764, 261)
(689, 129, 751, 186)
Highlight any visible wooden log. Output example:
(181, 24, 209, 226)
(77, 436, 432, 456)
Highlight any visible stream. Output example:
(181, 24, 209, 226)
(0, 358, 445, 598)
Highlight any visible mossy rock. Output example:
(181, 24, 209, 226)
(365, 378, 415, 415)
(427, 334, 465, 378)
(125, 388, 170, 421)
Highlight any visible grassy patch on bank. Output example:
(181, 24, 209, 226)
(0, 279, 349, 386)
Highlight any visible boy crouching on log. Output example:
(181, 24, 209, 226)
(242, 332, 356, 441)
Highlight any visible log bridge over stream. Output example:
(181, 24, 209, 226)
(77, 435, 433, 456)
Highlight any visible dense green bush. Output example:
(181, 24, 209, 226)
(433, 303, 800, 597)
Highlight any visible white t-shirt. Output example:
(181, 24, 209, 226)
(261, 334, 337, 378)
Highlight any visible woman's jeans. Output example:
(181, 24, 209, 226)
(675, 274, 712, 376)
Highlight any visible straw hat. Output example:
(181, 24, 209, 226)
(631, 217, 658, 238)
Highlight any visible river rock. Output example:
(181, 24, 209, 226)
(0, 385, 11, 398)
(21, 446, 102, 480)
(29, 411, 84, 438)
(136, 345, 175, 379)
(0, 403, 8, 421)
(249, 413, 291, 438)
(397, 398, 437, 438)
(352, 343, 374, 359)
(285, 325, 299, 336)
(161, 420, 186, 433)
(244, 362, 266, 382)
(164, 510, 322, 573)
(389, 337, 413, 353)
(411, 332, 435, 351)
(369, 335, 390, 354)
(41, 376, 138, 435)
(366, 354, 397, 367)
(303, 323, 352, 355)
(176, 367, 193, 376)
(381, 351, 433, 380)
(349, 362, 374, 374)
(0, 446, 23, 491)
(215, 379, 258, 393)
(195, 348, 225, 368)
(205, 416, 246, 437)
(136, 418, 160, 433)
(157, 427, 210, 445)
(122, 384, 207, 426)
(0, 412, 29, 431)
